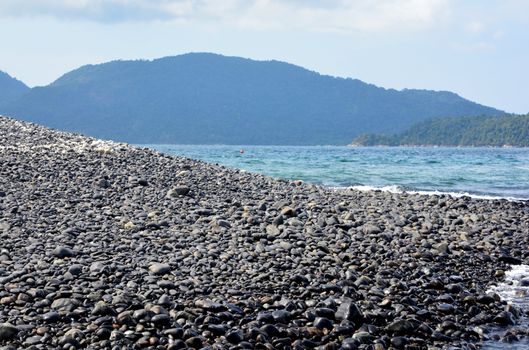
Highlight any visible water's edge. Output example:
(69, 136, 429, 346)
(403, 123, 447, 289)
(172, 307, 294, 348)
(482, 265, 529, 349)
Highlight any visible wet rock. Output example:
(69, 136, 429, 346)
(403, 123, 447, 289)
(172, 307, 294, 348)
(494, 311, 516, 326)
(499, 255, 522, 265)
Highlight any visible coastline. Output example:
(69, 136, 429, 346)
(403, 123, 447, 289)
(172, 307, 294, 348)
(1, 116, 529, 349)
(349, 144, 529, 149)
(337, 185, 529, 202)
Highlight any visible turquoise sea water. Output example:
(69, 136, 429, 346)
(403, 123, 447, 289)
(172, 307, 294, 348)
(147, 145, 529, 201)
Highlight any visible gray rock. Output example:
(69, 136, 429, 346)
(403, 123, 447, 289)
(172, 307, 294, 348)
(149, 263, 171, 275)
(53, 246, 75, 258)
(336, 299, 363, 326)
(167, 186, 190, 197)
(0, 323, 18, 341)
(51, 298, 76, 311)
(42, 311, 60, 323)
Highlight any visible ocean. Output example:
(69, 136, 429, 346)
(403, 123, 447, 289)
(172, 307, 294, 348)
(146, 145, 529, 201)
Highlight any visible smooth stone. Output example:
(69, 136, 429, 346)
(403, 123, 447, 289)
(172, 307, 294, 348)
(226, 329, 244, 344)
(68, 264, 83, 275)
(53, 246, 76, 258)
(149, 263, 171, 275)
(386, 319, 416, 335)
(42, 311, 60, 323)
(336, 299, 363, 326)
(314, 317, 333, 330)
(167, 186, 190, 197)
(0, 323, 18, 341)
(23, 335, 42, 346)
(51, 298, 76, 311)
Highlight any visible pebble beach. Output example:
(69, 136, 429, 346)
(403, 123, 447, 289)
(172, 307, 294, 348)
(1, 116, 529, 349)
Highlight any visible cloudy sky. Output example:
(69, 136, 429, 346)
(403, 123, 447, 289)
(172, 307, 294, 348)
(0, 0, 527, 112)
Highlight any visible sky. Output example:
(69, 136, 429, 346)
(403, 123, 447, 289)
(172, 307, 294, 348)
(0, 0, 527, 113)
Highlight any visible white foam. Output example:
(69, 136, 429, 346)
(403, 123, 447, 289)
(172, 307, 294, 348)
(487, 264, 529, 306)
(335, 185, 526, 202)
(348, 185, 402, 193)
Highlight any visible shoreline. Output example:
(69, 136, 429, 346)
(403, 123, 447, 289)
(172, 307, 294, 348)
(336, 185, 529, 203)
(1, 116, 529, 349)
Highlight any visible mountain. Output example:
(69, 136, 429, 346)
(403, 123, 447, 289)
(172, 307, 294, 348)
(1, 53, 504, 145)
(351, 114, 529, 147)
(0, 71, 29, 107)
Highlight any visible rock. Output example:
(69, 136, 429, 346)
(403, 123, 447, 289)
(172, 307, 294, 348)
(436, 242, 450, 254)
(266, 224, 280, 236)
(68, 264, 83, 275)
(476, 294, 496, 305)
(272, 309, 291, 324)
(391, 336, 408, 348)
(314, 317, 334, 329)
(92, 301, 116, 316)
(53, 246, 76, 258)
(51, 298, 76, 311)
(151, 314, 171, 326)
(363, 224, 381, 234)
(336, 299, 363, 326)
(185, 336, 203, 348)
(0, 323, 18, 341)
(499, 255, 522, 265)
(280, 206, 296, 217)
(42, 311, 60, 323)
(195, 299, 224, 312)
(437, 303, 455, 314)
(23, 335, 42, 346)
(226, 329, 244, 344)
(167, 186, 190, 197)
(386, 319, 416, 335)
(494, 311, 516, 326)
(149, 263, 171, 275)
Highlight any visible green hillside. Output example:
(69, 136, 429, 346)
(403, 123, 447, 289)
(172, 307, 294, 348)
(352, 114, 529, 147)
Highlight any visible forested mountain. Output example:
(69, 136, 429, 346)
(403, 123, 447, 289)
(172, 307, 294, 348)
(1, 53, 503, 144)
(0, 71, 30, 107)
(352, 114, 529, 147)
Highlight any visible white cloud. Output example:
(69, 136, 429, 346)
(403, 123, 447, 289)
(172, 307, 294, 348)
(466, 21, 484, 34)
(0, 0, 451, 33)
(229, 0, 451, 33)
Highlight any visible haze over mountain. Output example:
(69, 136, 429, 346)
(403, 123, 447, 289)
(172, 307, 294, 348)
(0, 71, 30, 107)
(1, 53, 504, 145)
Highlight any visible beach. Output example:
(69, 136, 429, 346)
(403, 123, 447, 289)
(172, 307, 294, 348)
(1, 116, 528, 349)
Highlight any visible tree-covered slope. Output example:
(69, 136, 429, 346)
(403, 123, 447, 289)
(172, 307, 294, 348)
(352, 114, 529, 147)
(1, 53, 503, 145)
(0, 71, 29, 107)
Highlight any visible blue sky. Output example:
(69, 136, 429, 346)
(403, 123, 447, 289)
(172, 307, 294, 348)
(0, 0, 527, 113)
